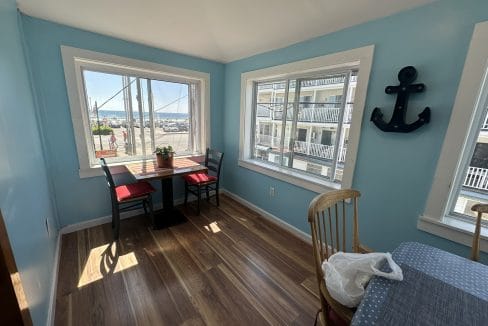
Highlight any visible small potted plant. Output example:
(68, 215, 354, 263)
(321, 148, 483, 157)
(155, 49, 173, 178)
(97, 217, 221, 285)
(154, 145, 174, 168)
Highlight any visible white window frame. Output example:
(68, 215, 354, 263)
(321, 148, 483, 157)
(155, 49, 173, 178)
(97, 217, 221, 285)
(239, 45, 374, 193)
(61, 46, 210, 178)
(419, 21, 488, 253)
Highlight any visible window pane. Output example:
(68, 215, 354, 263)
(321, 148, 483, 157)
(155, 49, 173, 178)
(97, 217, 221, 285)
(254, 80, 289, 163)
(151, 80, 190, 154)
(82, 70, 191, 164)
(83, 70, 127, 162)
(290, 74, 348, 180)
(452, 109, 488, 220)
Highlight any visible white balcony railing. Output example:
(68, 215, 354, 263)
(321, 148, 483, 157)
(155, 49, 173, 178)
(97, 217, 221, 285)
(257, 104, 353, 124)
(255, 137, 347, 162)
(257, 75, 358, 91)
(293, 141, 347, 162)
(483, 115, 488, 130)
(255, 135, 291, 149)
(464, 166, 488, 191)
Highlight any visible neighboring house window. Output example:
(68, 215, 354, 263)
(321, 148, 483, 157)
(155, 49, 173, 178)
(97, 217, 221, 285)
(239, 46, 374, 192)
(420, 21, 488, 250)
(451, 110, 488, 220)
(61, 46, 210, 178)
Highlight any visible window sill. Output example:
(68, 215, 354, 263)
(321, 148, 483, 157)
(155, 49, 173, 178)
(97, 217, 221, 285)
(79, 154, 205, 179)
(417, 215, 488, 254)
(79, 165, 128, 178)
(238, 159, 340, 193)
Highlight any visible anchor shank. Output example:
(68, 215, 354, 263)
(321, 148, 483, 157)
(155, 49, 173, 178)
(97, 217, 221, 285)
(389, 88, 409, 127)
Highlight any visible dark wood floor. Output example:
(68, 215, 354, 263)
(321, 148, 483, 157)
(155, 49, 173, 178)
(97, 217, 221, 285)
(54, 194, 319, 325)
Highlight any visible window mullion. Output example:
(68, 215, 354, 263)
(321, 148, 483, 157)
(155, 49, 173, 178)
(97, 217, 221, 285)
(189, 83, 195, 153)
(135, 78, 146, 157)
(250, 82, 258, 159)
(279, 80, 290, 165)
(330, 72, 351, 181)
(124, 76, 137, 155)
(288, 79, 301, 168)
(147, 79, 156, 153)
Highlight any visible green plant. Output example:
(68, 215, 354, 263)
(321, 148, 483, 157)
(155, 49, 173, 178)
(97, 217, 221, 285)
(154, 145, 174, 159)
(92, 125, 113, 135)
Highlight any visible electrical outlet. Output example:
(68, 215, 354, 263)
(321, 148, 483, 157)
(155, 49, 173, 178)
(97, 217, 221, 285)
(269, 186, 275, 197)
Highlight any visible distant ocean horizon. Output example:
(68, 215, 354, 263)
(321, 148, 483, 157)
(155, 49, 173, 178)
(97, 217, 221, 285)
(93, 110, 189, 120)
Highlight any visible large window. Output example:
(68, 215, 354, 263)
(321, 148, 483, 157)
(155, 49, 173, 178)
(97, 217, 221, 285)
(61, 46, 209, 177)
(239, 46, 374, 192)
(420, 21, 488, 251)
(252, 72, 357, 183)
(83, 70, 197, 162)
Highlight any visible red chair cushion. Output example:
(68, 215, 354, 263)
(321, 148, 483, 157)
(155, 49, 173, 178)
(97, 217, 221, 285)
(183, 173, 217, 185)
(115, 181, 155, 202)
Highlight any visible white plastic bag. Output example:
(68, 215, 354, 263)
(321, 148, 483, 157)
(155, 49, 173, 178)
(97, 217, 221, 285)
(322, 252, 403, 308)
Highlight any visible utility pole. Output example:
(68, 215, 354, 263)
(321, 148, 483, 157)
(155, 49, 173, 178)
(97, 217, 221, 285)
(94, 101, 103, 150)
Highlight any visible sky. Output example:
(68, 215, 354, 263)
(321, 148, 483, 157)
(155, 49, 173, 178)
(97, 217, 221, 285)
(83, 70, 189, 114)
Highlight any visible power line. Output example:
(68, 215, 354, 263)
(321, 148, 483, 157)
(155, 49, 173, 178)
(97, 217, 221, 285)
(93, 76, 187, 114)
(96, 78, 136, 110)
(154, 95, 188, 112)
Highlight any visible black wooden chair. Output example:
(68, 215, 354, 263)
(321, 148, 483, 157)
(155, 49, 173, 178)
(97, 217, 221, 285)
(100, 158, 155, 239)
(183, 148, 224, 214)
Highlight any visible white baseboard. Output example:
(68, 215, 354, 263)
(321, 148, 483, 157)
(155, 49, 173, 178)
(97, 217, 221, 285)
(59, 196, 198, 235)
(221, 189, 311, 244)
(58, 205, 155, 235)
(46, 232, 61, 326)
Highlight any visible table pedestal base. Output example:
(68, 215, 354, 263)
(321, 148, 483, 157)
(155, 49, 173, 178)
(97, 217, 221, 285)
(152, 177, 187, 229)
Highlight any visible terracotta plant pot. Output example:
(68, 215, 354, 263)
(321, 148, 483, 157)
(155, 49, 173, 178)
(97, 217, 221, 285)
(156, 153, 174, 168)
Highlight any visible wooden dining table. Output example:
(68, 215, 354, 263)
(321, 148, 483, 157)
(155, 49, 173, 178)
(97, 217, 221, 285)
(352, 242, 488, 325)
(125, 157, 207, 229)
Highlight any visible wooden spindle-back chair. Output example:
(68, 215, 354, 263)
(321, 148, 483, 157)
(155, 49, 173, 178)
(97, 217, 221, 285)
(470, 203, 488, 261)
(308, 189, 370, 325)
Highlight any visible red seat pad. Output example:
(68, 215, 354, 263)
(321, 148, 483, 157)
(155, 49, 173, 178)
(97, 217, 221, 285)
(183, 173, 217, 185)
(115, 182, 155, 202)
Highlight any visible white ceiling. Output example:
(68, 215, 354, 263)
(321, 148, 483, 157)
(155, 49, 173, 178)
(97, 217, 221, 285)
(17, 0, 434, 63)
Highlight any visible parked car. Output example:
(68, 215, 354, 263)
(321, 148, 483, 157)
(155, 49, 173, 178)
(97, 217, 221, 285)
(109, 120, 121, 128)
(163, 123, 179, 132)
(177, 122, 189, 132)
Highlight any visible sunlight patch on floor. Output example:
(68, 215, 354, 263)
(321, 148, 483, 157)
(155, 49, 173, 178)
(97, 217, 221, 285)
(10, 272, 29, 310)
(204, 221, 221, 233)
(77, 243, 138, 288)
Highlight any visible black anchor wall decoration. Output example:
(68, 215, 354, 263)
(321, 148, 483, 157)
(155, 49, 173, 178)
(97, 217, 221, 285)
(371, 66, 430, 133)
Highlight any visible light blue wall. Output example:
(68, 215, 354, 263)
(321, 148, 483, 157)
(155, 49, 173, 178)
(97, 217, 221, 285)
(21, 15, 225, 227)
(223, 0, 488, 263)
(0, 1, 59, 325)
